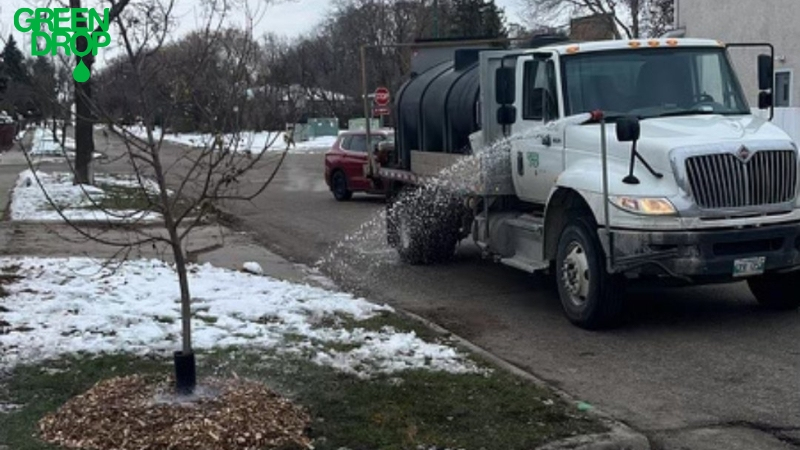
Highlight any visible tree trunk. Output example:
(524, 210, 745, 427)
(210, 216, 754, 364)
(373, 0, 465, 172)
(70, 0, 95, 185)
(629, 0, 641, 38)
(61, 120, 68, 149)
(173, 237, 193, 355)
(74, 85, 94, 183)
(147, 126, 193, 355)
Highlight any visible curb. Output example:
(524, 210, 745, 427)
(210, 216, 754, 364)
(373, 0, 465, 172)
(396, 309, 652, 450)
(535, 430, 650, 450)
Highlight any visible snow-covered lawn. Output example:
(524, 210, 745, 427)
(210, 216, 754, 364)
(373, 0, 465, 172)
(10, 169, 162, 222)
(0, 257, 481, 378)
(123, 125, 337, 154)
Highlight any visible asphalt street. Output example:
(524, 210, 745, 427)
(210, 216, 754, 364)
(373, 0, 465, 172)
(230, 151, 800, 450)
(93, 132, 800, 449)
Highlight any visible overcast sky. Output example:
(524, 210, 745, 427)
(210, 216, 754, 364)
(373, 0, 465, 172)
(0, 0, 530, 66)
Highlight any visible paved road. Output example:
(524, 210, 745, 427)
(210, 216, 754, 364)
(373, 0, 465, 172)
(225, 151, 800, 450)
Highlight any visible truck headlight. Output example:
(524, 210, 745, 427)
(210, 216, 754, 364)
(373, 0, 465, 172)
(610, 196, 677, 216)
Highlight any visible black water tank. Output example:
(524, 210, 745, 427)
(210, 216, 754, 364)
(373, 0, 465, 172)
(396, 60, 451, 166)
(446, 63, 481, 153)
(396, 51, 485, 165)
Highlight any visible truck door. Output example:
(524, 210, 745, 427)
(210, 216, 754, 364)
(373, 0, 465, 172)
(511, 53, 562, 204)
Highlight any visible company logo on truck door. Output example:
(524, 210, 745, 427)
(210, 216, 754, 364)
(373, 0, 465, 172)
(527, 152, 540, 168)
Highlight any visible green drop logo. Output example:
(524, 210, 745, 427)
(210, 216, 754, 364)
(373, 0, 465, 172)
(73, 60, 90, 83)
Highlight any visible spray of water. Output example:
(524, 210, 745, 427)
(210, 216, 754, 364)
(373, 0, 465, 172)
(316, 126, 549, 288)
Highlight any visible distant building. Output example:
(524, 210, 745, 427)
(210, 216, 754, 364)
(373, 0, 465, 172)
(569, 14, 616, 41)
(675, 0, 800, 140)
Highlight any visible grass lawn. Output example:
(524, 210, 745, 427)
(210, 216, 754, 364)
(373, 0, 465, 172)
(95, 183, 159, 212)
(0, 346, 604, 450)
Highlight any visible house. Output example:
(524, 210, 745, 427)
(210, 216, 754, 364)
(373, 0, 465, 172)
(570, 14, 616, 41)
(673, 0, 800, 140)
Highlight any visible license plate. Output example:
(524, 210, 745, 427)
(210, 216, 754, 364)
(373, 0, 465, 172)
(733, 256, 766, 277)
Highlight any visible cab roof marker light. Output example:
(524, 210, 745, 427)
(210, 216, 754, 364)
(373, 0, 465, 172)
(648, 40, 660, 47)
(566, 46, 580, 54)
(629, 41, 641, 48)
(666, 39, 678, 46)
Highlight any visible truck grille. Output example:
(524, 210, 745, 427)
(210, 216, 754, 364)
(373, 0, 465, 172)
(685, 150, 798, 208)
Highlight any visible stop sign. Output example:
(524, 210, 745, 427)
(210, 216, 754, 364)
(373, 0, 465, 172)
(374, 87, 390, 106)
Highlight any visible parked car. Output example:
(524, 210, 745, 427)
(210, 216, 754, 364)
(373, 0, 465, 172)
(324, 129, 393, 201)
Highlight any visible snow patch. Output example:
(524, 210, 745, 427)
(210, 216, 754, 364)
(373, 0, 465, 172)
(28, 127, 65, 156)
(26, 127, 97, 160)
(123, 125, 336, 154)
(0, 257, 483, 378)
(10, 169, 162, 222)
(242, 261, 264, 275)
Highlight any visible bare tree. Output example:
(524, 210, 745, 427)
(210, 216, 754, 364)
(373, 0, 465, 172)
(65, 0, 134, 184)
(643, 0, 675, 37)
(21, 0, 297, 394)
(522, 0, 646, 38)
(269, 0, 459, 123)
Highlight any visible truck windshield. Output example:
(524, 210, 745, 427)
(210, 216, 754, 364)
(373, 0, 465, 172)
(562, 47, 750, 119)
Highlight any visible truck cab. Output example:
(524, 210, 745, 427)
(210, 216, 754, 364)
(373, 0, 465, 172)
(381, 37, 800, 329)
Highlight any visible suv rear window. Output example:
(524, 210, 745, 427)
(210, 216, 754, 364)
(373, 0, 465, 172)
(349, 135, 367, 152)
(341, 132, 393, 152)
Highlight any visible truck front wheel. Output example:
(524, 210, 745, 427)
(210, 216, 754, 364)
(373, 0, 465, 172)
(555, 216, 625, 329)
(747, 272, 800, 310)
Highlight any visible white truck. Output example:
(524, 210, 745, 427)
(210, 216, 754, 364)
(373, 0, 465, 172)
(376, 35, 800, 329)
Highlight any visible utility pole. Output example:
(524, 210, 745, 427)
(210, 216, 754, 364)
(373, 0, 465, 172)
(434, 0, 440, 37)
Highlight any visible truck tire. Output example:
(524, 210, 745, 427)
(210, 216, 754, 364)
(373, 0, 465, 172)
(747, 273, 800, 310)
(386, 186, 460, 265)
(555, 216, 625, 329)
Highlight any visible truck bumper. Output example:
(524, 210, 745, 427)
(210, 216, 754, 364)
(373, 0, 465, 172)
(611, 221, 800, 280)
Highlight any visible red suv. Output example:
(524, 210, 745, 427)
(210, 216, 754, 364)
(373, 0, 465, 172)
(324, 129, 393, 201)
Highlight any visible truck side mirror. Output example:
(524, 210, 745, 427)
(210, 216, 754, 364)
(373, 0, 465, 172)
(616, 116, 640, 142)
(759, 91, 773, 109)
(616, 116, 651, 185)
(495, 67, 515, 105)
(758, 54, 773, 90)
(497, 105, 516, 125)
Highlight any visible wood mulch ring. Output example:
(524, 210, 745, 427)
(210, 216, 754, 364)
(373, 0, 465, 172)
(39, 374, 312, 450)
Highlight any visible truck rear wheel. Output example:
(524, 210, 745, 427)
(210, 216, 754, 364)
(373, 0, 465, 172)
(747, 273, 800, 310)
(555, 216, 625, 329)
(386, 186, 460, 265)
